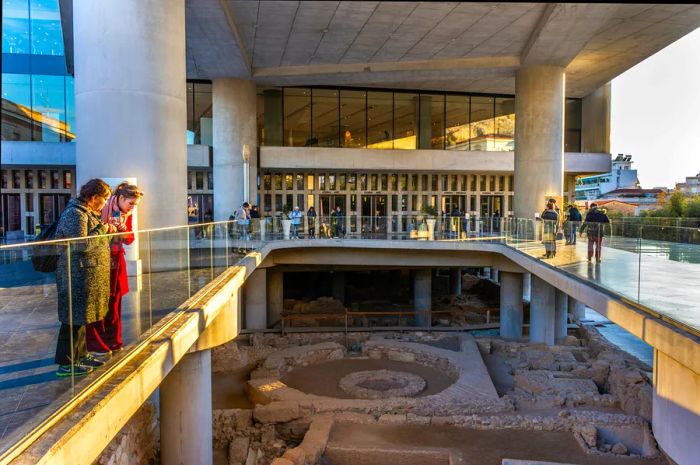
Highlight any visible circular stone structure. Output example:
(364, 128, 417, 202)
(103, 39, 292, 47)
(338, 369, 426, 399)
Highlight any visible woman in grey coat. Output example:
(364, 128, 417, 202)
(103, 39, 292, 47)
(54, 178, 115, 377)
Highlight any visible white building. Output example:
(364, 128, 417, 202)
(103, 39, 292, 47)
(676, 172, 700, 195)
(575, 154, 639, 201)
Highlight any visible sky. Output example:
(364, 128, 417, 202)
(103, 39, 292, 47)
(611, 27, 700, 189)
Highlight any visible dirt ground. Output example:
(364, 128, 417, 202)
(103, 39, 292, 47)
(326, 423, 669, 465)
(281, 358, 454, 399)
(212, 364, 254, 409)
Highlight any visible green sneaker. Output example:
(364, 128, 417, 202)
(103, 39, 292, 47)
(56, 364, 93, 377)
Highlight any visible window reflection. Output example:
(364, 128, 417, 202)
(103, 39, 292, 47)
(31, 74, 66, 142)
(284, 88, 310, 147)
(445, 95, 469, 150)
(367, 91, 393, 149)
(494, 97, 515, 152)
(470, 96, 494, 151)
(565, 98, 582, 152)
(419, 94, 444, 150)
(2, 0, 30, 54)
(311, 88, 338, 147)
(340, 90, 365, 148)
(393, 93, 417, 150)
(30, 0, 64, 56)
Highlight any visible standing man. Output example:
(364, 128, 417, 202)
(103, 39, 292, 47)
(331, 205, 345, 238)
(566, 204, 582, 245)
(579, 203, 610, 263)
(235, 202, 250, 241)
(288, 206, 303, 239)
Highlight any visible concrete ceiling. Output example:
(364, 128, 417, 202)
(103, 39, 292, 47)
(185, 1, 700, 97)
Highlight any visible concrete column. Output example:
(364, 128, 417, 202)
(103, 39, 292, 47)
(554, 290, 568, 343)
(213, 79, 257, 220)
(581, 82, 611, 153)
(450, 268, 462, 297)
(245, 269, 267, 330)
(514, 65, 565, 219)
(263, 89, 283, 146)
(522, 273, 531, 302)
(160, 349, 212, 465)
(332, 272, 346, 304)
(529, 275, 555, 345)
(499, 271, 523, 339)
(490, 268, 499, 282)
(267, 269, 283, 328)
(414, 269, 431, 327)
(567, 295, 586, 322)
(74, 0, 186, 229)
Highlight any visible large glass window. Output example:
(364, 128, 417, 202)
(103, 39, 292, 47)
(31, 74, 66, 142)
(340, 90, 365, 148)
(1, 73, 32, 140)
(445, 95, 469, 150)
(393, 93, 417, 150)
(311, 88, 338, 147)
(186, 82, 212, 145)
(470, 96, 494, 151)
(284, 88, 311, 147)
(419, 94, 444, 150)
(565, 98, 582, 152)
(367, 91, 393, 149)
(30, 0, 64, 56)
(2, 0, 30, 54)
(494, 97, 515, 152)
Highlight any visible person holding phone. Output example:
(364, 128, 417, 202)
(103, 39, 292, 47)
(85, 182, 144, 355)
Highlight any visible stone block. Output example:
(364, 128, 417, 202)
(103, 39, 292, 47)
(386, 350, 416, 363)
(270, 459, 294, 465)
(612, 442, 628, 455)
(228, 437, 250, 465)
(377, 414, 406, 425)
(333, 412, 376, 424)
(254, 402, 301, 424)
(282, 447, 306, 465)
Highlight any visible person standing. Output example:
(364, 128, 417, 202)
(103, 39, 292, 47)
(288, 206, 303, 239)
(541, 202, 559, 259)
(566, 204, 582, 245)
(331, 205, 345, 238)
(306, 206, 317, 239)
(86, 182, 143, 355)
(54, 179, 114, 376)
(579, 203, 610, 263)
(235, 202, 250, 240)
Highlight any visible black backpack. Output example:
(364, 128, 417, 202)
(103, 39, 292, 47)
(31, 221, 60, 273)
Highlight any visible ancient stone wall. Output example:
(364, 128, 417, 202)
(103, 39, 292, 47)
(93, 402, 157, 465)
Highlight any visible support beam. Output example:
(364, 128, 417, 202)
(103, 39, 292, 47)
(555, 290, 568, 343)
(213, 79, 257, 220)
(245, 269, 267, 330)
(414, 269, 431, 328)
(530, 275, 555, 345)
(523, 273, 532, 302)
(514, 65, 565, 219)
(160, 350, 213, 465)
(450, 268, 462, 297)
(500, 272, 524, 339)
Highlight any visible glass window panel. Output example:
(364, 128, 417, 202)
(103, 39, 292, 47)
(2, 0, 30, 54)
(441, 175, 448, 191)
(508, 176, 513, 191)
(296, 173, 304, 190)
(284, 174, 293, 190)
(470, 175, 477, 191)
(380, 174, 387, 191)
(1, 74, 33, 141)
(30, 0, 64, 55)
(401, 195, 408, 212)
(391, 195, 397, 211)
(367, 91, 393, 148)
(274, 174, 282, 190)
(470, 96, 494, 151)
(307, 194, 314, 208)
(306, 174, 314, 190)
(445, 95, 469, 150)
(286, 194, 293, 210)
(339, 174, 346, 190)
(419, 94, 444, 150)
(400, 174, 407, 191)
(499, 176, 505, 191)
(489, 176, 495, 191)
(319, 174, 325, 190)
(411, 175, 418, 191)
(263, 174, 271, 190)
(64, 76, 75, 141)
(50, 169, 58, 188)
(311, 88, 338, 147)
(451, 175, 457, 191)
(12, 170, 21, 188)
(411, 195, 418, 210)
(494, 97, 515, 152)
(207, 171, 213, 190)
(480, 175, 486, 191)
(25, 170, 34, 188)
(370, 174, 377, 191)
(431, 175, 438, 191)
(393, 93, 417, 150)
(297, 194, 304, 210)
(328, 174, 336, 190)
(421, 174, 428, 191)
(264, 194, 272, 211)
(348, 174, 356, 191)
(340, 90, 366, 148)
(350, 194, 357, 212)
(460, 175, 467, 191)
(390, 174, 397, 191)
(193, 82, 212, 145)
(283, 88, 310, 147)
(360, 174, 367, 190)
(39, 170, 47, 188)
(565, 98, 582, 152)
(196, 171, 204, 189)
(187, 171, 192, 190)
(275, 194, 282, 211)
(31, 74, 66, 142)
(186, 82, 194, 143)
(25, 193, 34, 212)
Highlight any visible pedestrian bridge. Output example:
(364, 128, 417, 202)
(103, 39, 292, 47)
(0, 219, 698, 465)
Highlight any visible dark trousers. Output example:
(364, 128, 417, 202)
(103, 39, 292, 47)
(86, 293, 123, 352)
(54, 323, 86, 365)
(588, 235, 603, 260)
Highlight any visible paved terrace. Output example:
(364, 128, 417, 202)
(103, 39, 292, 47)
(0, 235, 699, 463)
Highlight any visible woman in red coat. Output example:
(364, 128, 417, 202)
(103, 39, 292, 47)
(86, 182, 143, 354)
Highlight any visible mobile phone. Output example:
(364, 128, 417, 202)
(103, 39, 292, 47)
(113, 210, 121, 220)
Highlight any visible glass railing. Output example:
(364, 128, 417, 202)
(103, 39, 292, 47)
(1, 214, 699, 458)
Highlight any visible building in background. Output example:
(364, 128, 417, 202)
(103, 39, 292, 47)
(675, 172, 700, 195)
(575, 154, 639, 202)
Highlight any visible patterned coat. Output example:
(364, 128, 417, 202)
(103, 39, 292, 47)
(55, 198, 110, 325)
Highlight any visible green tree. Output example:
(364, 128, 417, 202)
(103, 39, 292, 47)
(685, 196, 700, 218)
(668, 191, 687, 217)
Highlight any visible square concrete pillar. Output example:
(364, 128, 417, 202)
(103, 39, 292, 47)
(530, 275, 555, 345)
(554, 290, 568, 343)
(568, 295, 586, 322)
(414, 269, 431, 328)
(267, 269, 283, 328)
(450, 268, 462, 297)
(500, 271, 524, 339)
(245, 269, 267, 330)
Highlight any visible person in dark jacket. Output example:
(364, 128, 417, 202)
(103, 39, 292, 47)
(541, 202, 559, 259)
(330, 206, 345, 238)
(579, 203, 610, 263)
(566, 204, 582, 245)
(54, 179, 115, 377)
(306, 206, 317, 239)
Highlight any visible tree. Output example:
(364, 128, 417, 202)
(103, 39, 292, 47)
(668, 191, 687, 217)
(685, 196, 700, 218)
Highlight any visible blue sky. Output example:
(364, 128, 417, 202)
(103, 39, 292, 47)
(611, 27, 700, 189)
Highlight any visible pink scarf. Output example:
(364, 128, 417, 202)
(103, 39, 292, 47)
(101, 195, 132, 226)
